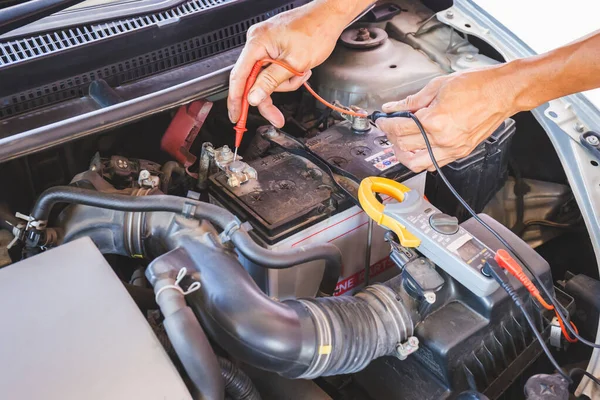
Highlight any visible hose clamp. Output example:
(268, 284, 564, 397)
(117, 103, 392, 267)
(155, 267, 201, 303)
(219, 219, 242, 243)
(295, 299, 334, 379)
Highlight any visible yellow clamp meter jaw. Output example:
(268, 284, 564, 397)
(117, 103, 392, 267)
(358, 177, 421, 247)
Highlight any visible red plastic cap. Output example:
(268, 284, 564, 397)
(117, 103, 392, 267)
(160, 100, 213, 167)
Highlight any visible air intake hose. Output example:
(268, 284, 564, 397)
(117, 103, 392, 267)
(146, 236, 417, 379)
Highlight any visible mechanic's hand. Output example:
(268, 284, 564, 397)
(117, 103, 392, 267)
(376, 66, 519, 173)
(227, 3, 351, 128)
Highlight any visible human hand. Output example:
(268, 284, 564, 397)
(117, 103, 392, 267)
(227, 1, 365, 128)
(376, 66, 520, 172)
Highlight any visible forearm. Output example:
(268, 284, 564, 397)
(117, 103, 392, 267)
(506, 30, 600, 112)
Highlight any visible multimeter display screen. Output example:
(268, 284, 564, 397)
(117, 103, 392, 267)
(456, 238, 486, 264)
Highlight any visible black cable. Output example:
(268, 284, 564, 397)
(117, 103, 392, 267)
(569, 368, 600, 387)
(405, 112, 600, 350)
(482, 260, 570, 382)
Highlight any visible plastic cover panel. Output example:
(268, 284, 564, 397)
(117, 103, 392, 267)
(0, 237, 192, 400)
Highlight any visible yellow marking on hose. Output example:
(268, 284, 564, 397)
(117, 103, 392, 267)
(319, 345, 332, 355)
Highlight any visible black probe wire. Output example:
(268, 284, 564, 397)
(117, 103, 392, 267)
(406, 113, 600, 349)
(405, 112, 600, 386)
(570, 368, 600, 387)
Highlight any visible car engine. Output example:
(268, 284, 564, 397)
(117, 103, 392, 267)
(0, 1, 596, 400)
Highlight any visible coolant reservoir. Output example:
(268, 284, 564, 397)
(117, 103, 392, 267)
(315, 26, 445, 110)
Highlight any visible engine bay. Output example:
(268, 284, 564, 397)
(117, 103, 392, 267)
(0, 1, 597, 400)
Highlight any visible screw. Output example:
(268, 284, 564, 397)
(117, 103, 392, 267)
(139, 170, 150, 180)
(465, 54, 475, 62)
(249, 192, 262, 202)
(586, 135, 599, 146)
(378, 138, 391, 147)
(445, 10, 454, 18)
(575, 122, 586, 133)
(222, 145, 231, 154)
(117, 159, 128, 169)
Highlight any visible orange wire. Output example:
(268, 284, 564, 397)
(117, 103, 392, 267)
(495, 249, 579, 343)
(234, 59, 368, 148)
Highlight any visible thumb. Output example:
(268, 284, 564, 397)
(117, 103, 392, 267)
(382, 77, 445, 113)
(248, 64, 294, 106)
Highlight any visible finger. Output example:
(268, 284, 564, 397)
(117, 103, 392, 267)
(248, 63, 295, 106)
(256, 95, 285, 128)
(382, 77, 445, 113)
(394, 146, 454, 173)
(275, 70, 312, 92)
(228, 43, 269, 123)
(394, 133, 435, 152)
(375, 117, 420, 138)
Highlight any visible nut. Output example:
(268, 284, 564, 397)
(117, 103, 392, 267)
(586, 135, 599, 146)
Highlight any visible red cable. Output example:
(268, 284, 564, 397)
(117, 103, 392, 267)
(495, 249, 578, 343)
(234, 59, 368, 149)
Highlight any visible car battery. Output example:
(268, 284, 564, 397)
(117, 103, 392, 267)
(210, 122, 426, 300)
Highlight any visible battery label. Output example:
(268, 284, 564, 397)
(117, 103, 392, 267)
(365, 148, 399, 171)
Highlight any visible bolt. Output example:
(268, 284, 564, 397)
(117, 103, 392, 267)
(424, 292, 436, 304)
(139, 170, 150, 180)
(222, 145, 231, 154)
(117, 159, 128, 169)
(260, 125, 279, 138)
(575, 122, 586, 133)
(465, 54, 475, 61)
(445, 10, 454, 18)
(356, 27, 370, 41)
(586, 135, 600, 146)
(408, 336, 419, 347)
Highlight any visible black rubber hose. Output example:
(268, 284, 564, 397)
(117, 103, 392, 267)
(148, 240, 414, 380)
(230, 230, 341, 295)
(153, 268, 225, 400)
(160, 161, 186, 194)
(164, 307, 225, 400)
(35, 186, 342, 295)
(218, 357, 262, 400)
(31, 186, 234, 228)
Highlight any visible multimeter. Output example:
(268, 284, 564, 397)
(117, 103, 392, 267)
(358, 177, 499, 297)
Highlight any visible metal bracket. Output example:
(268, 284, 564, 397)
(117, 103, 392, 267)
(395, 336, 420, 360)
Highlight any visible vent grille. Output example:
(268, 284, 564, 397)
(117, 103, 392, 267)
(0, 0, 234, 67)
(0, 4, 293, 120)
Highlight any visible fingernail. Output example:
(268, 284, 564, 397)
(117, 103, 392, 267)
(228, 109, 234, 123)
(248, 88, 267, 106)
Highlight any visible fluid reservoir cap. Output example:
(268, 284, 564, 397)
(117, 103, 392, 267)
(429, 213, 459, 235)
(340, 27, 388, 49)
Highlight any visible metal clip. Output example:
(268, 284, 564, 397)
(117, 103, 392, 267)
(155, 267, 201, 303)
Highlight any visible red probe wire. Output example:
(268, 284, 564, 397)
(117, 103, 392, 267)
(495, 249, 579, 343)
(234, 59, 368, 149)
